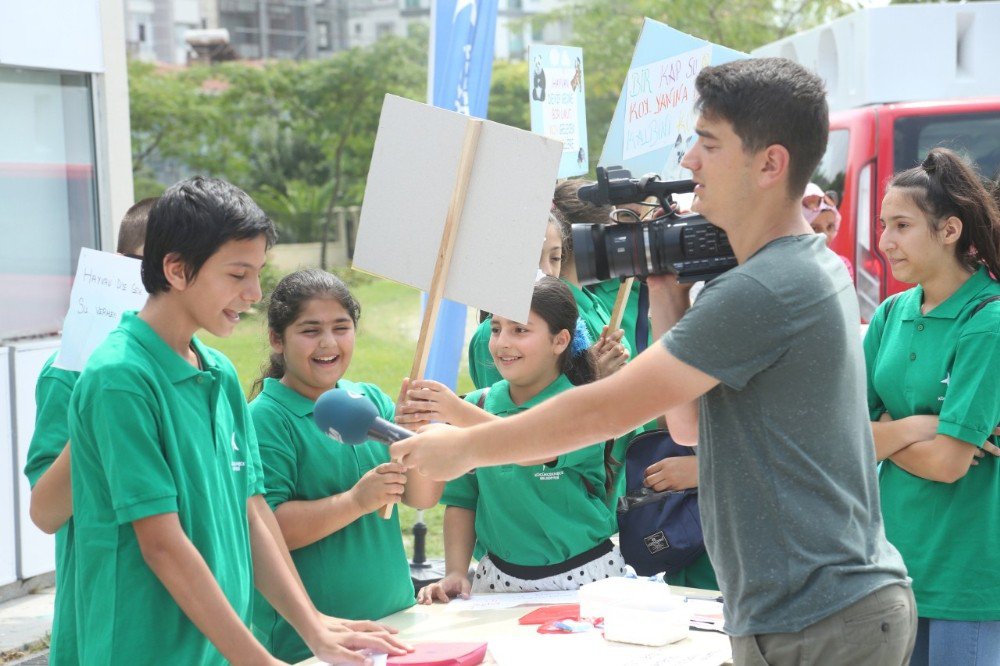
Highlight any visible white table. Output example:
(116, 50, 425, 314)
(299, 586, 732, 665)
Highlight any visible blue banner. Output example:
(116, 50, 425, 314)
(423, 0, 498, 389)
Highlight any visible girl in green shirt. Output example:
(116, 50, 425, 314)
(468, 194, 630, 390)
(864, 148, 1000, 666)
(249, 269, 440, 662)
(400, 277, 625, 603)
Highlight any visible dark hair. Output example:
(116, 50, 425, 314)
(141, 176, 277, 294)
(530, 277, 618, 494)
(695, 57, 829, 197)
(117, 197, 157, 255)
(529, 276, 596, 386)
(888, 148, 1000, 278)
(552, 179, 613, 260)
(250, 269, 361, 399)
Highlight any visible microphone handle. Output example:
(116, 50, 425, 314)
(368, 418, 413, 445)
(372, 418, 413, 520)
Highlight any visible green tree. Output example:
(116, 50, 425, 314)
(129, 32, 427, 253)
(488, 60, 530, 130)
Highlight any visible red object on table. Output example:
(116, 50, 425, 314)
(386, 642, 488, 666)
(517, 604, 581, 625)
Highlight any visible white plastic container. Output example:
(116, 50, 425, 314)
(579, 578, 690, 647)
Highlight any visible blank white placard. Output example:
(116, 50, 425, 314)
(353, 95, 562, 324)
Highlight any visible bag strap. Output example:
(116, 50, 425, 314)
(474, 387, 489, 410)
(972, 295, 1000, 317)
(884, 293, 901, 317)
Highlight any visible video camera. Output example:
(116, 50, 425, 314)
(571, 166, 737, 284)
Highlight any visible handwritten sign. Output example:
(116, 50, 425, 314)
(529, 44, 588, 178)
(54, 248, 147, 371)
(600, 18, 747, 180)
(622, 45, 710, 180)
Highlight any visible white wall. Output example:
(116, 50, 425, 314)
(0, 349, 15, 587)
(13, 341, 61, 580)
(0, 0, 133, 590)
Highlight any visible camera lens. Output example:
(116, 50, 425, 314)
(572, 216, 736, 285)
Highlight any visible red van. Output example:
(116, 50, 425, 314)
(811, 98, 1000, 320)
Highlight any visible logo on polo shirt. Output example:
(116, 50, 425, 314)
(230, 433, 245, 473)
(534, 470, 564, 481)
(939, 372, 950, 401)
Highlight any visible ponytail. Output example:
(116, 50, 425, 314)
(529, 276, 616, 494)
(250, 353, 285, 400)
(889, 147, 1000, 279)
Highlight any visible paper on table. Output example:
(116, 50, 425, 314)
(444, 590, 579, 612)
(489, 633, 730, 666)
(686, 599, 725, 633)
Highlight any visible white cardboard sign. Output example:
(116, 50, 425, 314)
(352, 95, 563, 324)
(54, 248, 147, 371)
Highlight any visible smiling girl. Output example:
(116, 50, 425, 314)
(249, 269, 440, 662)
(864, 148, 1000, 666)
(399, 277, 626, 602)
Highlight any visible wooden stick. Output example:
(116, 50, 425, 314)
(608, 278, 634, 332)
(383, 119, 484, 520)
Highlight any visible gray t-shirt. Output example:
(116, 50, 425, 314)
(662, 234, 908, 636)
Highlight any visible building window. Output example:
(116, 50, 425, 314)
(0, 68, 99, 340)
(404, 0, 421, 8)
(138, 23, 147, 43)
(509, 0, 522, 9)
(317, 21, 331, 50)
(355, 23, 363, 35)
(376, 22, 395, 39)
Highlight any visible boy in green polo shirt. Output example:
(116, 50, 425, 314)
(69, 177, 403, 665)
(23, 197, 155, 666)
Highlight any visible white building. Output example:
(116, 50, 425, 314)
(124, 0, 575, 64)
(125, 0, 207, 64)
(346, 0, 572, 59)
(0, 0, 133, 597)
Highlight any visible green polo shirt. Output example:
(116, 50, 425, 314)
(250, 377, 414, 662)
(467, 318, 501, 390)
(69, 311, 264, 666)
(23, 352, 80, 666)
(586, 279, 653, 356)
(467, 280, 633, 390)
(864, 266, 1000, 620)
(441, 375, 617, 567)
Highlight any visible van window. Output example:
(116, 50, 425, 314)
(812, 129, 849, 203)
(894, 111, 1000, 180)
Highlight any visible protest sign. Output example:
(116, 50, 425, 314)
(352, 94, 561, 377)
(600, 18, 747, 180)
(529, 44, 588, 178)
(54, 248, 147, 371)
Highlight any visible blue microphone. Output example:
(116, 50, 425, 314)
(313, 388, 414, 446)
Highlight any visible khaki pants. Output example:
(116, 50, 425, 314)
(730, 584, 916, 666)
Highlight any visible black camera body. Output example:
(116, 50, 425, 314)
(571, 166, 737, 285)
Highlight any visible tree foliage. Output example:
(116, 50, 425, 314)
(130, 1, 851, 239)
(129, 33, 426, 247)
